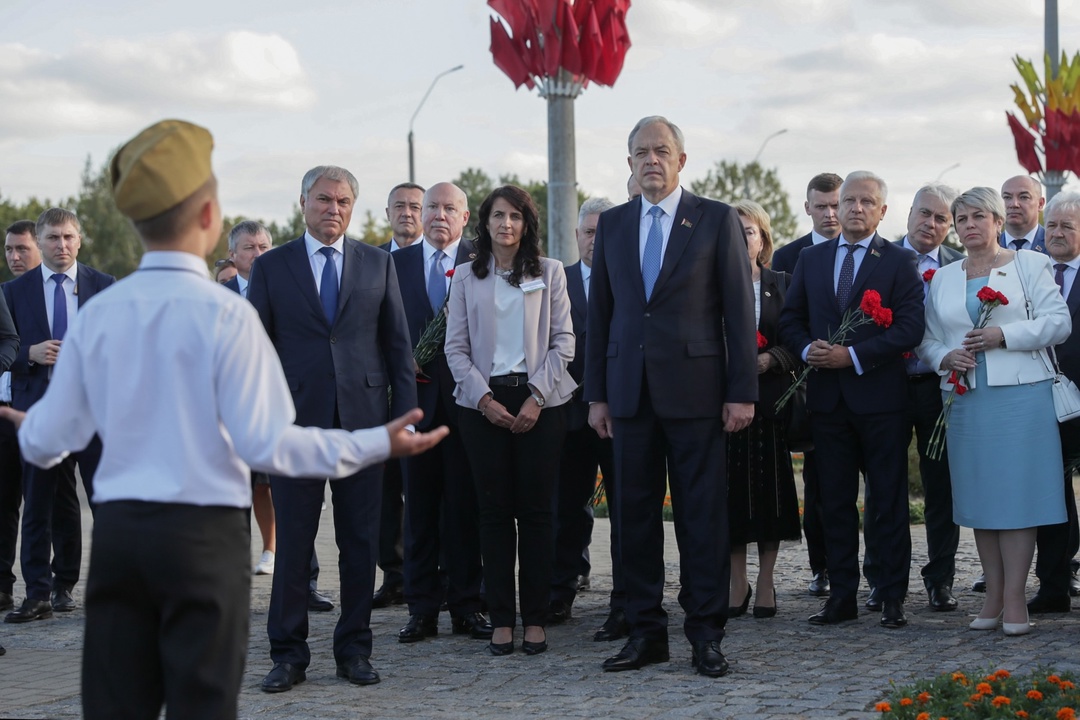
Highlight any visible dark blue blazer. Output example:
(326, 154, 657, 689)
(564, 261, 590, 430)
(584, 189, 758, 418)
(891, 238, 965, 268)
(778, 233, 925, 415)
(0, 287, 17, 373)
(1057, 271, 1080, 385)
(999, 225, 1047, 254)
(2, 263, 115, 411)
(771, 232, 814, 275)
(391, 239, 476, 430)
(247, 236, 416, 431)
(222, 276, 241, 294)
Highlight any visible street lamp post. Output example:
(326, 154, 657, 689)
(935, 163, 960, 181)
(408, 64, 464, 183)
(744, 129, 787, 199)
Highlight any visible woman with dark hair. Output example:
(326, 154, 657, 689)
(445, 185, 576, 655)
(725, 200, 802, 620)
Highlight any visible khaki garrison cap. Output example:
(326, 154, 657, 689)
(110, 119, 214, 221)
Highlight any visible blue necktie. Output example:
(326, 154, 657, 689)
(1056, 263, 1067, 295)
(642, 206, 664, 301)
(51, 273, 68, 340)
(836, 243, 858, 310)
(318, 247, 338, 325)
(427, 250, 447, 312)
(1012, 238, 1027, 251)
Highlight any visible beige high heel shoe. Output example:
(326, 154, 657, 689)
(1003, 613, 1031, 636)
(969, 612, 1002, 631)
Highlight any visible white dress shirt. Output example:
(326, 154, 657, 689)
(1004, 227, 1039, 249)
(423, 237, 460, 294)
(41, 263, 78, 336)
(236, 273, 249, 299)
(1057, 255, 1080, 301)
(0, 372, 10, 403)
(639, 187, 683, 269)
(580, 263, 591, 302)
(18, 251, 389, 507)
(304, 232, 344, 292)
(491, 270, 528, 376)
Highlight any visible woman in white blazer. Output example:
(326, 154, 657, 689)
(917, 186, 1070, 636)
(445, 185, 576, 656)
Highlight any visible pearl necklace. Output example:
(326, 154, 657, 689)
(965, 248, 1000, 277)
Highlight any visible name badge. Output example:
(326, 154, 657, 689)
(520, 278, 546, 294)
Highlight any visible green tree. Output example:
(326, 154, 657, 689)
(266, 204, 305, 246)
(73, 155, 144, 279)
(452, 167, 495, 239)
(355, 210, 391, 246)
(0, 193, 55, 282)
(689, 160, 799, 244)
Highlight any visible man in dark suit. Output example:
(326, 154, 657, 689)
(3, 208, 115, 623)
(895, 184, 963, 612)
(550, 197, 626, 641)
(1, 220, 41, 614)
(248, 166, 416, 691)
(771, 172, 842, 598)
(392, 181, 488, 644)
(372, 181, 426, 609)
(1031, 191, 1080, 613)
(779, 171, 925, 629)
(999, 175, 1047, 253)
(585, 116, 757, 678)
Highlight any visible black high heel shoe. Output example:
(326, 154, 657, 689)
(728, 585, 752, 618)
(488, 640, 514, 656)
(753, 589, 777, 619)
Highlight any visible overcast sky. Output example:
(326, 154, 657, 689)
(2, 0, 1077, 245)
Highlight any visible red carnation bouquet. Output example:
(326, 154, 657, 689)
(926, 286, 1008, 460)
(775, 289, 894, 412)
(414, 268, 456, 373)
(757, 331, 768, 349)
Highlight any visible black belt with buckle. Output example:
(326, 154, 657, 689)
(908, 373, 937, 382)
(489, 374, 528, 387)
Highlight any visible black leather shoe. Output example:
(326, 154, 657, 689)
(451, 611, 493, 639)
(4, 598, 53, 624)
(727, 584, 752, 618)
(398, 614, 438, 643)
(880, 599, 907, 628)
(602, 636, 670, 671)
(927, 585, 958, 612)
(488, 640, 514, 656)
(808, 596, 858, 625)
(972, 574, 986, 593)
(808, 570, 830, 597)
(576, 574, 590, 592)
(261, 662, 306, 693)
(864, 586, 882, 612)
(1071, 563, 1080, 597)
(690, 640, 729, 678)
(547, 599, 572, 625)
(51, 588, 75, 612)
(1027, 592, 1071, 614)
(0, 592, 13, 612)
(337, 655, 379, 685)
(522, 633, 548, 655)
(371, 584, 404, 609)
(593, 608, 630, 642)
(308, 589, 334, 612)
(0, 644, 5, 656)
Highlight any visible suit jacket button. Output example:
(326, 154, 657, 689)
(644, 312, 651, 318)
(330, 336, 337, 344)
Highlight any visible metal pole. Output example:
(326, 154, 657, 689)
(1047, 0, 1060, 79)
(935, 163, 960, 181)
(744, 129, 787, 199)
(547, 72, 577, 263)
(408, 64, 463, 183)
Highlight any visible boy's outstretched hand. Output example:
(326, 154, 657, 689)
(385, 409, 448, 458)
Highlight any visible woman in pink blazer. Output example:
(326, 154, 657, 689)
(445, 185, 576, 656)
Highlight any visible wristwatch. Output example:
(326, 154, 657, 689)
(531, 392, 546, 407)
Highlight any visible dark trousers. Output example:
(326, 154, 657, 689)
(1035, 419, 1080, 597)
(377, 458, 405, 589)
(458, 385, 564, 628)
(551, 424, 617, 606)
(0, 422, 23, 595)
(268, 467, 381, 667)
(613, 389, 729, 644)
(801, 450, 828, 575)
(83, 502, 250, 720)
(20, 437, 101, 600)
(814, 405, 911, 602)
(402, 405, 482, 617)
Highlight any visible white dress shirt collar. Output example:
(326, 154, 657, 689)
(811, 230, 836, 245)
(902, 237, 941, 264)
(640, 186, 683, 222)
(1005, 226, 1039, 246)
(423, 237, 460, 265)
(40, 262, 78, 287)
(304, 231, 344, 258)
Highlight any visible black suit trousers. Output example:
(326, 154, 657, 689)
(377, 458, 405, 588)
(0, 421, 22, 594)
(82, 502, 249, 720)
(801, 450, 827, 574)
(612, 385, 729, 644)
(1035, 420, 1080, 596)
(813, 405, 912, 602)
(551, 424, 617, 605)
(267, 466, 382, 667)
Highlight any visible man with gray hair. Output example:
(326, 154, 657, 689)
(223, 220, 272, 299)
(549, 197, 624, 637)
(248, 166, 416, 691)
(779, 171, 924, 629)
(1029, 189, 1080, 613)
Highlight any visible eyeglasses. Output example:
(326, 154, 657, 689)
(214, 258, 234, 267)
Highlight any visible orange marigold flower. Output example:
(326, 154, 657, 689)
(977, 683, 994, 695)
(1030, 690, 1045, 701)
(916, 714, 930, 720)
(1062, 681, 1076, 690)
(874, 701, 891, 712)
(953, 672, 970, 685)
(1049, 675, 1063, 685)
(992, 696, 1011, 707)
(917, 692, 931, 703)
(964, 701, 974, 708)
(996, 669, 1012, 680)
(1018, 712, 1030, 719)
(900, 698, 914, 707)
(971, 693, 986, 702)
(1057, 708, 1077, 720)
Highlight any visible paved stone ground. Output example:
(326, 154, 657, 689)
(3, 483, 1080, 720)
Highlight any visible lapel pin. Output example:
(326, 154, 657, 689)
(870, 249, 881, 258)
(680, 218, 693, 229)
(764, 291, 772, 297)
(469, 252, 477, 259)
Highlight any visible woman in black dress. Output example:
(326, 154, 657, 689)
(727, 200, 802, 619)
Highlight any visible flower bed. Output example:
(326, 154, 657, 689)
(875, 668, 1080, 719)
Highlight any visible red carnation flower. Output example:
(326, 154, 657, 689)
(757, 331, 767, 349)
(976, 286, 998, 303)
(445, 268, 455, 278)
(922, 268, 936, 283)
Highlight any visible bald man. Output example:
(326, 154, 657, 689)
(998, 175, 1047, 254)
